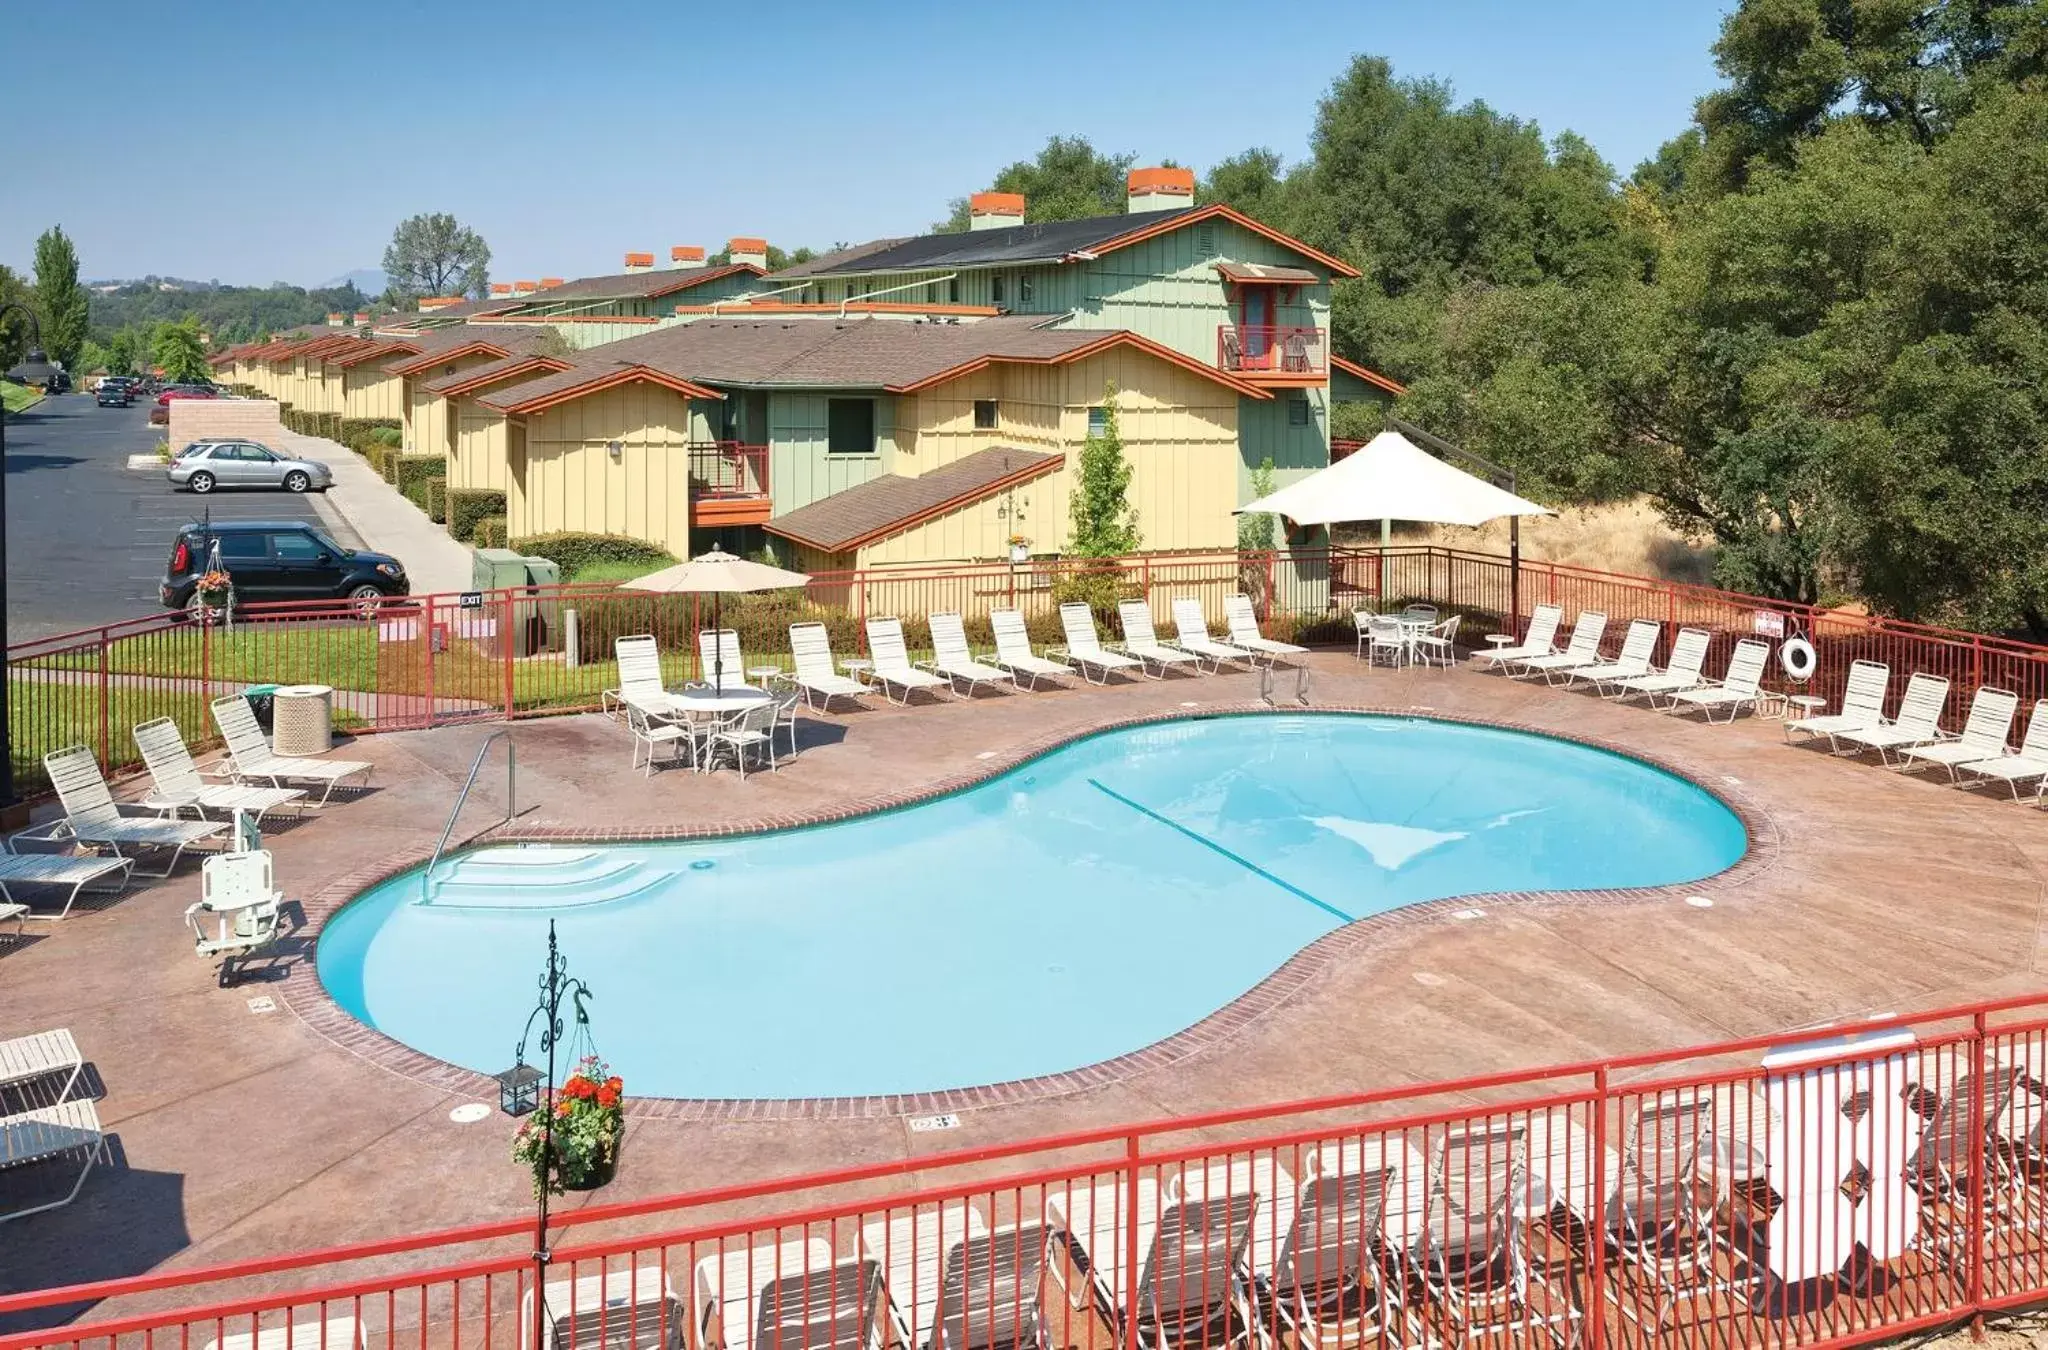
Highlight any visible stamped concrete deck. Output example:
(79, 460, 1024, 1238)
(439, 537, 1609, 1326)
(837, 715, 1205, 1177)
(5, 653, 2047, 1311)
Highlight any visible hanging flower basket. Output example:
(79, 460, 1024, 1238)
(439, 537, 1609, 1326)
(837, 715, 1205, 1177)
(196, 568, 234, 607)
(511, 1055, 624, 1196)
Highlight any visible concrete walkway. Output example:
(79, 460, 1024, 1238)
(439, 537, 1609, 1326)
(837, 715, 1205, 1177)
(277, 428, 475, 597)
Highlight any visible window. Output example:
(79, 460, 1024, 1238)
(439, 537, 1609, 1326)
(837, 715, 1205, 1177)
(217, 533, 268, 562)
(973, 399, 999, 430)
(1019, 274, 1034, 305)
(1087, 406, 1108, 437)
(274, 533, 327, 563)
(991, 274, 1006, 305)
(242, 444, 276, 461)
(1288, 394, 1311, 427)
(827, 398, 876, 455)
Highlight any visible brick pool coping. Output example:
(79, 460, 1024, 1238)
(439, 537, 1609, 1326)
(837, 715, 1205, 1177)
(281, 702, 1784, 1121)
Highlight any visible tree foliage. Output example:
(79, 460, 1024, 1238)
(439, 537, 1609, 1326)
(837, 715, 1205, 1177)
(1068, 385, 1141, 557)
(152, 318, 211, 384)
(0, 264, 35, 371)
(381, 213, 492, 301)
(937, 136, 1140, 231)
(33, 226, 89, 371)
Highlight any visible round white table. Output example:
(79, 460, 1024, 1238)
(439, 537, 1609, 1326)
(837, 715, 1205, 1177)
(1782, 692, 1826, 724)
(746, 665, 783, 689)
(1484, 634, 1517, 649)
(668, 689, 771, 715)
(841, 659, 874, 686)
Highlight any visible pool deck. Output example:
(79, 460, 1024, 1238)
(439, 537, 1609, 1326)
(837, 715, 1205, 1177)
(6, 653, 2048, 1307)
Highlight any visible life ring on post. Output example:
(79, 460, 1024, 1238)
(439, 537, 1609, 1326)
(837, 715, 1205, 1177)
(1780, 636, 1817, 683)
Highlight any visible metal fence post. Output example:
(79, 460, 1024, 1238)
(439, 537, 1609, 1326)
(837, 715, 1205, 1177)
(1968, 1011, 1989, 1322)
(502, 590, 516, 721)
(424, 599, 437, 728)
(96, 632, 111, 772)
(1123, 1133, 1142, 1345)
(1587, 1067, 1610, 1350)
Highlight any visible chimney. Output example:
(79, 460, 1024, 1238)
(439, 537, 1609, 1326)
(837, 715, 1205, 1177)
(490, 282, 515, 297)
(669, 245, 706, 271)
(418, 296, 464, 312)
(727, 237, 768, 268)
(512, 280, 539, 296)
(539, 277, 564, 289)
(325, 312, 345, 326)
(1126, 166, 1195, 213)
(970, 191, 1026, 231)
(623, 251, 655, 273)
(352, 311, 369, 325)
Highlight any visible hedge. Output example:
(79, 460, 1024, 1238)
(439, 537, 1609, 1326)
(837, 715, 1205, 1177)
(473, 516, 508, 549)
(507, 532, 675, 580)
(369, 426, 402, 448)
(339, 417, 400, 452)
(419, 477, 448, 523)
(393, 453, 443, 495)
(447, 489, 506, 542)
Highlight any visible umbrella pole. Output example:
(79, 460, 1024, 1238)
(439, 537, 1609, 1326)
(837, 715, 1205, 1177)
(713, 593, 722, 688)
(1510, 515, 1521, 635)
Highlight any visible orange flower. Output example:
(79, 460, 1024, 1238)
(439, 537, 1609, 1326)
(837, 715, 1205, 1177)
(605, 1077, 622, 1093)
(596, 1085, 620, 1109)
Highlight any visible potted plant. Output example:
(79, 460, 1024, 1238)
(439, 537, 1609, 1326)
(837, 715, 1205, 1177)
(194, 567, 234, 618)
(1007, 534, 1031, 564)
(511, 1055, 624, 1196)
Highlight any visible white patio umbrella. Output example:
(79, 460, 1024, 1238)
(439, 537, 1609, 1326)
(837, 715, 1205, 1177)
(1234, 430, 1553, 528)
(620, 549, 811, 688)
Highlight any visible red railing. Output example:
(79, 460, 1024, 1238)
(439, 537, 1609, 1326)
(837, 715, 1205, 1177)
(10, 545, 2048, 797)
(9, 993, 2048, 1350)
(1331, 436, 1366, 460)
(1216, 325, 1326, 376)
(686, 442, 769, 499)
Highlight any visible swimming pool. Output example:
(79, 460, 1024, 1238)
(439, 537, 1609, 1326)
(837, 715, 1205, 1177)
(318, 714, 1746, 1099)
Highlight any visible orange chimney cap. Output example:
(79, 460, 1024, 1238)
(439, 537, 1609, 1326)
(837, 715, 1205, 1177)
(970, 191, 1027, 215)
(514, 280, 537, 290)
(1128, 167, 1196, 195)
(540, 277, 564, 288)
(623, 251, 656, 267)
(727, 237, 768, 254)
(490, 283, 514, 294)
(671, 245, 705, 261)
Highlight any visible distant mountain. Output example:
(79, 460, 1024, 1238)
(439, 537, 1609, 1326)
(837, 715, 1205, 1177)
(323, 268, 387, 295)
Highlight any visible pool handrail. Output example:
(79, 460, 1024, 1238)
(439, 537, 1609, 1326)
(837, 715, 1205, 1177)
(423, 729, 516, 898)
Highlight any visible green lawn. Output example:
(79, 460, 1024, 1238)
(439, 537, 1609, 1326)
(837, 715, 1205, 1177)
(1, 381, 43, 415)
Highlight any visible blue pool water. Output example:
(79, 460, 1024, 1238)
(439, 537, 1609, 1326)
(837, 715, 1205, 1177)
(318, 714, 1745, 1099)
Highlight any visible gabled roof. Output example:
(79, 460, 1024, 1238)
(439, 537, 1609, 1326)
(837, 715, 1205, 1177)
(385, 337, 517, 376)
(333, 338, 423, 369)
(508, 262, 767, 306)
(784, 203, 1361, 280)
(476, 362, 723, 416)
(424, 353, 575, 398)
(1331, 353, 1407, 397)
(766, 447, 1063, 553)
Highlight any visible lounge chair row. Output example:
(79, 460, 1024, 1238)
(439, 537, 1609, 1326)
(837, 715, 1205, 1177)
(1478, 606, 1778, 722)
(0, 1025, 103, 1224)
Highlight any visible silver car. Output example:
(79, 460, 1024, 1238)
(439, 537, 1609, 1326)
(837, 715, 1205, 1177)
(166, 440, 334, 494)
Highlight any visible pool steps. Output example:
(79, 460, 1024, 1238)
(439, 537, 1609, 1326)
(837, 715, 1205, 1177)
(415, 847, 670, 910)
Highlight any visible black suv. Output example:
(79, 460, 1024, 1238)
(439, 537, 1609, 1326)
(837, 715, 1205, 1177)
(160, 521, 410, 617)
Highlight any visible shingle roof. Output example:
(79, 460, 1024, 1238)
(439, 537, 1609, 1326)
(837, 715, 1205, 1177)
(510, 263, 765, 305)
(423, 351, 572, 396)
(765, 447, 1063, 552)
(1215, 261, 1320, 285)
(771, 237, 916, 278)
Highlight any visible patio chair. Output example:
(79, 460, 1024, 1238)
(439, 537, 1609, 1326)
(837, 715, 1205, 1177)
(1832, 671, 1950, 763)
(696, 629, 754, 694)
(1958, 700, 2048, 800)
(521, 1264, 683, 1350)
(1410, 614, 1463, 669)
(1362, 614, 1409, 668)
(1171, 599, 1255, 672)
(1225, 595, 1308, 665)
(789, 622, 869, 711)
(0, 1097, 104, 1224)
(202, 1315, 366, 1350)
(184, 849, 284, 985)
(0, 1028, 83, 1103)
(860, 1206, 1052, 1350)
(1563, 618, 1660, 693)
(1609, 628, 1712, 706)
(1474, 604, 1563, 671)
(1665, 640, 1771, 723)
(706, 702, 779, 779)
(1508, 610, 1608, 683)
(988, 610, 1072, 691)
(695, 1238, 833, 1350)
(771, 688, 803, 761)
(1783, 659, 1891, 749)
(1901, 686, 2019, 781)
(1051, 604, 1142, 685)
(1411, 1123, 1570, 1346)
(1351, 606, 1378, 661)
(1605, 1093, 1746, 1328)
(1116, 601, 1203, 678)
(604, 635, 666, 718)
(695, 1240, 882, 1350)
(0, 851, 134, 921)
(132, 717, 305, 822)
(865, 617, 951, 705)
(1267, 1140, 1430, 1350)
(920, 613, 1010, 698)
(40, 745, 227, 877)
(627, 703, 693, 776)
(209, 696, 374, 806)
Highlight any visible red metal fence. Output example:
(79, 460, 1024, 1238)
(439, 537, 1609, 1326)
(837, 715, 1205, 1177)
(12, 545, 2048, 798)
(9, 995, 2048, 1350)
(686, 443, 770, 500)
(1217, 326, 1326, 376)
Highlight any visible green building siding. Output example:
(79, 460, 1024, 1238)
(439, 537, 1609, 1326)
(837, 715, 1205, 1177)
(762, 391, 895, 513)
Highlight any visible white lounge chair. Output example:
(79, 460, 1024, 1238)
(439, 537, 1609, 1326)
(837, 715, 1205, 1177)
(1474, 604, 1563, 670)
(859, 1204, 1054, 1350)
(1411, 1123, 1572, 1344)
(865, 617, 950, 705)
(41, 745, 226, 877)
(0, 1098, 104, 1223)
(1225, 594, 1308, 664)
(1116, 601, 1203, 678)
(1784, 659, 1890, 749)
(133, 717, 305, 822)
(603, 634, 666, 718)
(696, 629, 755, 694)
(522, 1263, 682, 1350)
(1665, 639, 1771, 723)
(1270, 1138, 1431, 1350)
(789, 622, 869, 711)
(1565, 619, 1659, 692)
(185, 849, 284, 986)
(1170, 599, 1255, 671)
(205, 1318, 365, 1350)
(987, 610, 1071, 690)
(1609, 628, 1712, 706)
(921, 612, 1010, 697)
(1510, 610, 1608, 682)
(210, 697, 373, 806)
(694, 1239, 883, 1350)
(0, 1028, 83, 1102)
(1833, 671, 1950, 763)
(1958, 700, 2048, 799)
(1052, 604, 1142, 685)
(0, 851, 135, 920)
(1901, 686, 2019, 781)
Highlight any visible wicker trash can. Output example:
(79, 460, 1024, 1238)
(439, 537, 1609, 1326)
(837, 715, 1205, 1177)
(271, 684, 335, 756)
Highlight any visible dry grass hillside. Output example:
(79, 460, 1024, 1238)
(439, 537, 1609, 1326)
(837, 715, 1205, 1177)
(1337, 498, 1720, 585)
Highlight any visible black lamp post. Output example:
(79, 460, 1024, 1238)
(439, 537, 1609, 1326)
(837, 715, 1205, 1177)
(0, 302, 46, 817)
(496, 920, 591, 1350)
(1389, 417, 1527, 633)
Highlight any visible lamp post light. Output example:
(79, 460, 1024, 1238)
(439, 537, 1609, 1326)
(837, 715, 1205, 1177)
(0, 302, 48, 819)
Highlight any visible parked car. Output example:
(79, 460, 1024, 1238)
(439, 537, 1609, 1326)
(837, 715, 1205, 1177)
(166, 440, 332, 494)
(147, 404, 169, 426)
(160, 521, 408, 618)
(42, 370, 70, 394)
(155, 383, 217, 406)
(95, 383, 131, 407)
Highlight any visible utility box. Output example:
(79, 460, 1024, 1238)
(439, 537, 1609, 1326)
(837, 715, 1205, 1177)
(495, 554, 562, 658)
(472, 548, 527, 593)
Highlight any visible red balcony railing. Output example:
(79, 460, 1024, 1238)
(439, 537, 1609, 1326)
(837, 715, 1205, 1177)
(686, 441, 769, 499)
(1217, 323, 1327, 376)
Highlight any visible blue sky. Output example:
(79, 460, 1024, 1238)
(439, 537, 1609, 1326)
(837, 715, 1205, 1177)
(5, 0, 1730, 288)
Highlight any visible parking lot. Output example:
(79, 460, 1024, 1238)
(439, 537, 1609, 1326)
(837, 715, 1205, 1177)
(4, 396, 360, 642)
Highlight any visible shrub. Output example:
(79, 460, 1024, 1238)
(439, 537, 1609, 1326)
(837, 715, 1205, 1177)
(572, 586, 824, 660)
(339, 417, 399, 452)
(370, 426, 402, 448)
(447, 489, 507, 542)
(508, 532, 674, 580)
(379, 448, 404, 483)
(1049, 564, 1142, 625)
(420, 476, 448, 524)
(394, 453, 442, 495)
(473, 516, 508, 548)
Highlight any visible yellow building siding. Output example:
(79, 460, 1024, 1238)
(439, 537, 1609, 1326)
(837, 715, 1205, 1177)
(513, 383, 698, 557)
(343, 367, 404, 421)
(451, 399, 512, 493)
(403, 352, 498, 454)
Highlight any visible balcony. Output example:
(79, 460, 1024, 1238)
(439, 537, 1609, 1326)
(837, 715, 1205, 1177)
(687, 442, 772, 527)
(1217, 325, 1327, 386)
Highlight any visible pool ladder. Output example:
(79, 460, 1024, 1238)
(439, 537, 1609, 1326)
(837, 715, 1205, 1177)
(1260, 660, 1312, 708)
(423, 730, 516, 900)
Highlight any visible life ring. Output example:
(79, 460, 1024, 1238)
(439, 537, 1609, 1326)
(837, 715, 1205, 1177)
(1781, 636, 1817, 682)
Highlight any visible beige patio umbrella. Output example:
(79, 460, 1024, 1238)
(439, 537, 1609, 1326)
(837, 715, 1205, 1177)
(621, 549, 811, 687)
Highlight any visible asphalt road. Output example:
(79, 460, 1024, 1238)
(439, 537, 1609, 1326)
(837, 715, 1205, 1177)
(2, 396, 348, 643)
